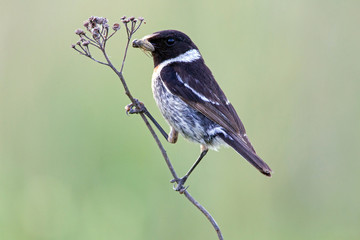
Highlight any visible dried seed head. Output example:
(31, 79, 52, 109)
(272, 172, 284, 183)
(103, 23, 109, 29)
(82, 41, 90, 47)
(92, 28, 100, 40)
(71, 44, 76, 48)
(75, 28, 85, 35)
(112, 23, 121, 31)
(129, 16, 135, 21)
(120, 16, 126, 20)
(95, 17, 103, 24)
(122, 18, 130, 23)
(83, 21, 90, 30)
(93, 32, 100, 40)
(89, 16, 96, 22)
(95, 17, 107, 24)
(92, 27, 100, 33)
(88, 16, 98, 28)
(138, 17, 144, 21)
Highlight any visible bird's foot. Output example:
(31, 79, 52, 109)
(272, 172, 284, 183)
(125, 99, 146, 115)
(170, 176, 189, 194)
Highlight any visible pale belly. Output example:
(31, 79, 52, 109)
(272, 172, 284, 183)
(152, 75, 226, 149)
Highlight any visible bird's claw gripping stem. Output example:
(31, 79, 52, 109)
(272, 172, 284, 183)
(125, 99, 146, 115)
(170, 176, 189, 194)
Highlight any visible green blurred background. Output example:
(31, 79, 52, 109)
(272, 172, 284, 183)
(1, 0, 360, 239)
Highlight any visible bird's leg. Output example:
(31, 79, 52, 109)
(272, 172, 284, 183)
(171, 145, 209, 193)
(125, 99, 169, 141)
(168, 127, 178, 143)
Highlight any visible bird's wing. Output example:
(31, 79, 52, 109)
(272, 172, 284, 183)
(159, 62, 256, 152)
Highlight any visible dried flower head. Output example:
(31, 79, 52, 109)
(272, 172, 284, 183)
(92, 27, 100, 33)
(73, 15, 147, 58)
(83, 21, 90, 30)
(122, 18, 130, 23)
(121, 16, 126, 20)
(88, 16, 98, 28)
(89, 16, 96, 22)
(95, 17, 102, 24)
(112, 23, 121, 31)
(93, 33, 100, 40)
(96, 17, 107, 24)
(92, 28, 101, 40)
(75, 29, 85, 35)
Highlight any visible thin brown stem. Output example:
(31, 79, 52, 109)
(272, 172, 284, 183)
(78, 44, 89, 55)
(134, 22, 143, 33)
(184, 191, 223, 240)
(87, 41, 101, 49)
(120, 38, 131, 73)
(73, 47, 85, 55)
(87, 56, 109, 66)
(107, 31, 117, 40)
(85, 45, 91, 57)
(83, 34, 99, 45)
(111, 33, 223, 240)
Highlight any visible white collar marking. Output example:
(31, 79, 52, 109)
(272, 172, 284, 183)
(154, 48, 227, 106)
(154, 49, 201, 74)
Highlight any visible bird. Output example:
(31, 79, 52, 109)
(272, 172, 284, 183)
(132, 30, 272, 191)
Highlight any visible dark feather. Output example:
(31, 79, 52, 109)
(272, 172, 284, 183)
(220, 132, 272, 176)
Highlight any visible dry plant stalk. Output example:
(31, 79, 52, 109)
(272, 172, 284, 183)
(72, 16, 224, 240)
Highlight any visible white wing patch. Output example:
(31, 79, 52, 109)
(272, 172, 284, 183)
(175, 73, 220, 105)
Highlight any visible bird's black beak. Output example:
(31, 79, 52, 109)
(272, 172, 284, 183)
(132, 38, 155, 52)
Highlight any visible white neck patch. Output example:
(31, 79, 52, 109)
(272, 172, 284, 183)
(154, 49, 201, 74)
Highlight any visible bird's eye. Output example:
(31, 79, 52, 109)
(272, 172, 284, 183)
(166, 38, 175, 46)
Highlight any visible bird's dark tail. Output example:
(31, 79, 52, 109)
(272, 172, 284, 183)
(220, 133, 272, 177)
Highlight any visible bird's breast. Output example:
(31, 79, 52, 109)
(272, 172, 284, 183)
(151, 71, 226, 149)
(151, 72, 186, 123)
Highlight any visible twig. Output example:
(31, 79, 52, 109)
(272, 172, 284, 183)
(72, 16, 223, 240)
(184, 191, 223, 239)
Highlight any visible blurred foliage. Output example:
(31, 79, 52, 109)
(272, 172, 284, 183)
(1, 0, 360, 239)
